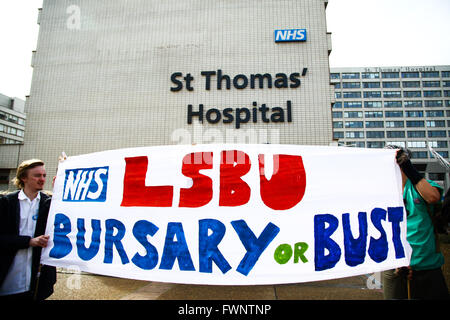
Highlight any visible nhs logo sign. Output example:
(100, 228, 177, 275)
(63, 166, 109, 202)
(274, 29, 307, 42)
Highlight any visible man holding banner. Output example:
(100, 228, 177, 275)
(0, 159, 56, 301)
(383, 146, 449, 300)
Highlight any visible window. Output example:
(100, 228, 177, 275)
(404, 101, 422, 108)
(332, 111, 342, 118)
(426, 110, 444, 117)
(407, 131, 426, 138)
(362, 72, 380, 79)
(330, 73, 340, 80)
(363, 82, 380, 88)
(423, 90, 442, 98)
(403, 91, 421, 98)
(366, 131, 385, 138)
(421, 71, 439, 78)
(345, 121, 363, 128)
(385, 121, 404, 128)
(334, 83, 341, 89)
(428, 130, 446, 137)
(365, 111, 383, 118)
(342, 73, 360, 79)
(346, 141, 366, 148)
(345, 131, 364, 138)
(382, 72, 399, 79)
(442, 71, 450, 78)
(364, 101, 382, 108)
(385, 111, 403, 117)
(407, 141, 426, 148)
(383, 81, 400, 88)
(387, 141, 406, 147)
(423, 81, 440, 87)
(402, 72, 419, 78)
(333, 121, 343, 128)
(365, 121, 384, 128)
(384, 101, 402, 108)
(333, 102, 342, 108)
(343, 91, 361, 99)
(367, 141, 385, 148)
(445, 91, 450, 97)
(426, 120, 445, 127)
(364, 91, 381, 98)
(405, 111, 423, 117)
(443, 81, 450, 87)
(386, 131, 405, 138)
(342, 82, 361, 89)
(344, 111, 363, 118)
(429, 141, 448, 148)
(384, 91, 401, 98)
(425, 100, 443, 107)
(335, 92, 341, 99)
(411, 151, 428, 159)
(333, 132, 344, 139)
(344, 101, 362, 108)
(402, 81, 420, 88)
(406, 121, 425, 127)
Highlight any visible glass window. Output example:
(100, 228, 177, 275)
(443, 81, 450, 87)
(423, 81, 440, 87)
(363, 82, 380, 88)
(366, 131, 385, 138)
(362, 72, 380, 79)
(364, 91, 381, 98)
(407, 141, 426, 148)
(367, 141, 385, 148)
(426, 120, 445, 127)
(365, 121, 384, 128)
(385, 111, 403, 117)
(387, 141, 406, 147)
(364, 111, 383, 118)
(403, 91, 421, 98)
(421, 71, 439, 78)
(423, 90, 442, 97)
(384, 91, 402, 98)
(429, 141, 448, 148)
(402, 81, 420, 88)
(405, 111, 423, 117)
(385, 121, 404, 128)
(332, 111, 342, 118)
(345, 121, 364, 128)
(364, 101, 382, 108)
(402, 72, 419, 78)
(404, 101, 422, 107)
(342, 82, 361, 89)
(345, 131, 364, 138)
(384, 101, 402, 108)
(411, 151, 428, 159)
(426, 110, 444, 117)
(442, 71, 450, 78)
(333, 132, 344, 139)
(335, 92, 341, 99)
(343, 91, 361, 98)
(344, 111, 363, 118)
(445, 90, 450, 97)
(344, 101, 362, 108)
(333, 121, 343, 128)
(406, 120, 425, 127)
(425, 100, 443, 107)
(383, 81, 400, 88)
(387, 131, 405, 138)
(428, 130, 446, 137)
(407, 131, 426, 138)
(333, 102, 342, 108)
(334, 83, 341, 89)
(382, 72, 399, 79)
(342, 73, 360, 79)
(330, 73, 340, 79)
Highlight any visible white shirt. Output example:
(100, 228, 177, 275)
(0, 190, 40, 295)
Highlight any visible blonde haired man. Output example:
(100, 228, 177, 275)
(0, 159, 56, 300)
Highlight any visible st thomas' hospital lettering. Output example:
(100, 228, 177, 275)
(170, 69, 308, 129)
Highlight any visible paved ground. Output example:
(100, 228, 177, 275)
(47, 240, 449, 300)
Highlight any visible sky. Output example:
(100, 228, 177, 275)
(0, 0, 449, 100)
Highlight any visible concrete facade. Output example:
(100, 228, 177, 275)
(20, 0, 334, 189)
(330, 66, 450, 187)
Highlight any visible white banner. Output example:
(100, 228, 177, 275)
(41, 144, 410, 285)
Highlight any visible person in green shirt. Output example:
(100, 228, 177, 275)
(382, 146, 449, 300)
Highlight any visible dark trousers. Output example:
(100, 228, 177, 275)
(383, 268, 449, 300)
(0, 291, 33, 301)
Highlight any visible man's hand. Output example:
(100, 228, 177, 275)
(30, 235, 50, 248)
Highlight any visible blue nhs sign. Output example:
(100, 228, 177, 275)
(274, 29, 307, 42)
(63, 166, 109, 202)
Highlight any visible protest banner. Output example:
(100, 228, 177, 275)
(41, 144, 411, 285)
